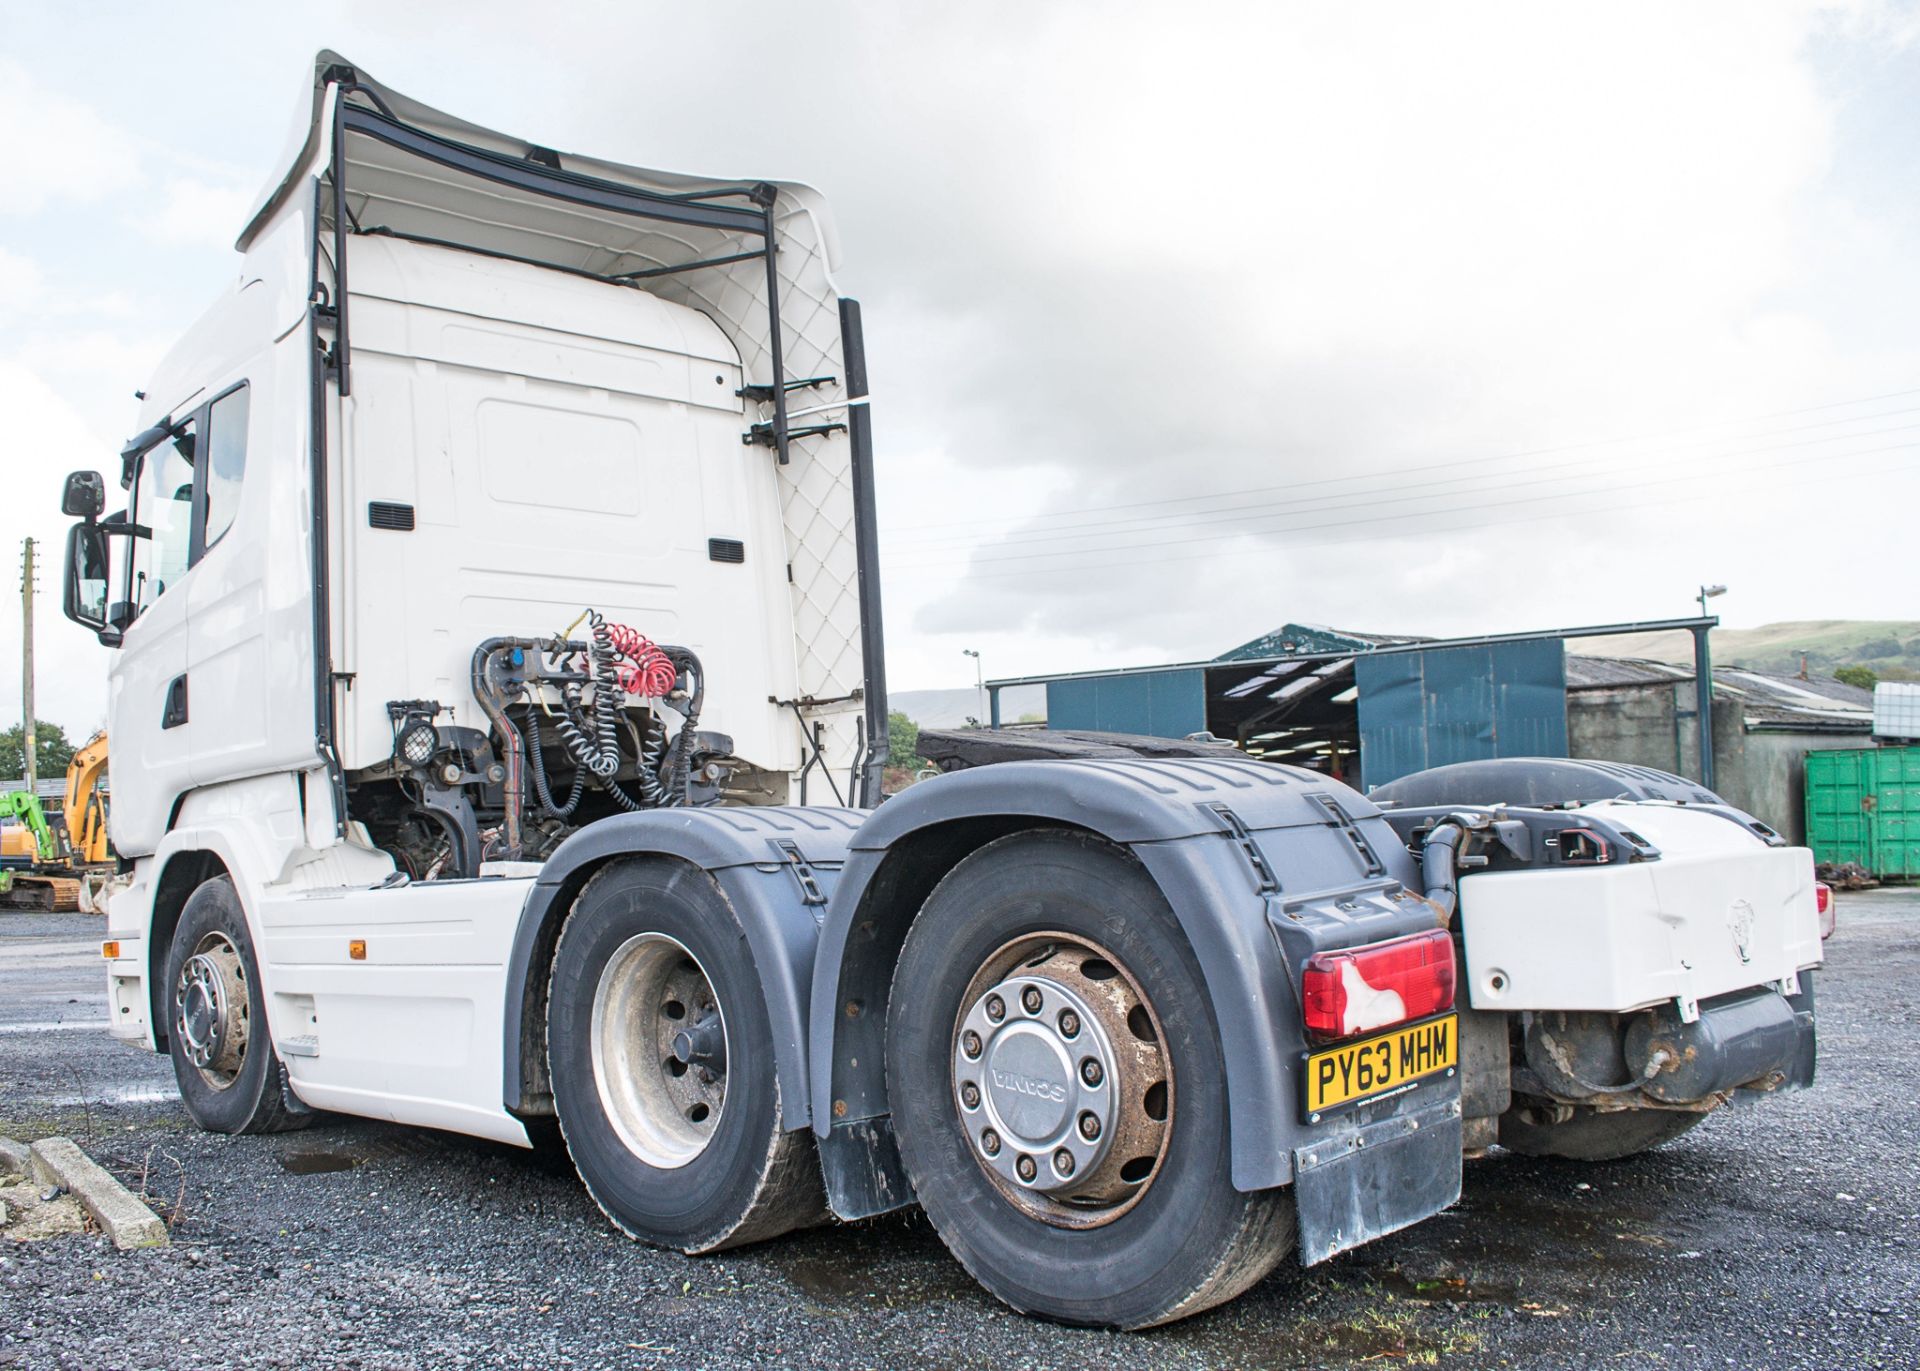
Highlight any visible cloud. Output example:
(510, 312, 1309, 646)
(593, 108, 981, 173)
(0, 60, 141, 215)
(0, 360, 115, 739)
(144, 176, 259, 250)
(0, 247, 45, 317)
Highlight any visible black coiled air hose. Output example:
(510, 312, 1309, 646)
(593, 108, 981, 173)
(523, 707, 588, 818)
(553, 613, 623, 779)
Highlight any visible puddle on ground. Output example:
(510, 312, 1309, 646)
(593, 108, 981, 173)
(1164, 1303, 1474, 1369)
(781, 1253, 942, 1312)
(279, 1149, 363, 1175)
(1368, 1268, 1522, 1305)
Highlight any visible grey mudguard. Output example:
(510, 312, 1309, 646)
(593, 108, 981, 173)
(501, 805, 863, 1130)
(809, 756, 1463, 1234)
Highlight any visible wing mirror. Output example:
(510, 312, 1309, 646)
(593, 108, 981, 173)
(63, 521, 118, 646)
(62, 470, 105, 521)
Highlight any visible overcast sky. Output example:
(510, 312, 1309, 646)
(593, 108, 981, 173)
(3, 1, 1917, 738)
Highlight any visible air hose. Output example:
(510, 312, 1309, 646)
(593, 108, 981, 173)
(553, 612, 624, 779)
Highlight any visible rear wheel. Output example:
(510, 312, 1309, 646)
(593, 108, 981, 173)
(163, 876, 312, 1133)
(886, 829, 1293, 1328)
(546, 858, 824, 1252)
(1499, 1101, 1706, 1160)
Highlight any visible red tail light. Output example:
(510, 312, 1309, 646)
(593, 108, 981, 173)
(1815, 882, 1835, 941)
(1302, 929, 1456, 1041)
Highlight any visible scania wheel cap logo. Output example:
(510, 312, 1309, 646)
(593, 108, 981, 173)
(991, 1067, 1067, 1103)
(984, 1029, 1074, 1140)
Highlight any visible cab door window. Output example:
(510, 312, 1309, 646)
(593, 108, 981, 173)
(130, 417, 197, 613)
(120, 381, 250, 621)
(201, 385, 249, 548)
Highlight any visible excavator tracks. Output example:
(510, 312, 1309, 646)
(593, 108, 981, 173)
(0, 874, 82, 913)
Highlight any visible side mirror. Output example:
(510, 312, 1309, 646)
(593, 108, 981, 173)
(63, 521, 117, 645)
(62, 470, 105, 521)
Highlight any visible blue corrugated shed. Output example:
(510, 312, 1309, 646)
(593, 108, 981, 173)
(1047, 668, 1207, 738)
(1355, 639, 1567, 787)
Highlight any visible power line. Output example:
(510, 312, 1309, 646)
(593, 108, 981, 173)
(887, 409, 1920, 556)
(883, 383, 1920, 538)
(887, 436, 1918, 573)
(883, 453, 1919, 583)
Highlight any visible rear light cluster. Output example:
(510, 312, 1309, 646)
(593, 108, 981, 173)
(1302, 929, 1456, 1041)
(1815, 882, 1835, 941)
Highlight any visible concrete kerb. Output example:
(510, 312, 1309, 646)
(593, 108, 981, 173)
(27, 1135, 169, 1249)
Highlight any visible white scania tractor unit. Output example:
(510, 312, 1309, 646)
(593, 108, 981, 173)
(58, 54, 1828, 1327)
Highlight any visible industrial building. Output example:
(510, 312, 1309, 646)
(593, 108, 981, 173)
(987, 619, 1876, 845)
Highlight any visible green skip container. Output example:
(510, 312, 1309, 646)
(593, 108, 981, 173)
(1805, 745, 1920, 880)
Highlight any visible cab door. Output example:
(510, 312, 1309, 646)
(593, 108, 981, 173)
(108, 415, 200, 856)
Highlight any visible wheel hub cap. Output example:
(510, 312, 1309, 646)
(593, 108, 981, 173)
(960, 974, 1115, 1193)
(174, 937, 249, 1089)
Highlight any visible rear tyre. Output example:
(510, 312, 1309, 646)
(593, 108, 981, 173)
(1499, 1102, 1706, 1160)
(886, 828, 1294, 1329)
(163, 875, 313, 1134)
(546, 858, 824, 1252)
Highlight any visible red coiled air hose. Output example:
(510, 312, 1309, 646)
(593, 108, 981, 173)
(606, 622, 678, 698)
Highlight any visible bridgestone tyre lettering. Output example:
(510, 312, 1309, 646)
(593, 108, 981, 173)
(886, 828, 1294, 1328)
(546, 857, 824, 1252)
(163, 875, 313, 1134)
(1499, 1102, 1706, 1160)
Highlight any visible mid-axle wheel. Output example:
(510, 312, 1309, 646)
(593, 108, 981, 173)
(888, 829, 1294, 1328)
(547, 858, 823, 1252)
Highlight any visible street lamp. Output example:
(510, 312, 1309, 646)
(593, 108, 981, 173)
(962, 649, 985, 728)
(1691, 585, 1726, 791)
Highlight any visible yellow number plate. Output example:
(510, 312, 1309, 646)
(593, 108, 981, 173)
(1303, 1015, 1457, 1119)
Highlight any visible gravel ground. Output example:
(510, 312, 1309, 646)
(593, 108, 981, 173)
(2, 891, 1916, 1370)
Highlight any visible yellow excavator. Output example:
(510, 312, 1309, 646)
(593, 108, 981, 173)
(0, 731, 114, 912)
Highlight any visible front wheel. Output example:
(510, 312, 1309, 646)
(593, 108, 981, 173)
(886, 829, 1294, 1328)
(546, 858, 824, 1252)
(163, 876, 312, 1134)
(1499, 1101, 1706, 1160)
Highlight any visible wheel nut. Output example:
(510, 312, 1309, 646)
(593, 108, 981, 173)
(1057, 1009, 1080, 1038)
(985, 995, 1005, 1022)
(981, 1129, 1001, 1156)
(962, 1030, 982, 1059)
(1015, 1154, 1037, 1182)
(960, 1082, 981, 1109)
(1081, 1058, 1104, 1087)
(1079, 1111, 1101, 1141)
(1021, 987, 1043, 1014)
(1054, 1148, 1075, 1177)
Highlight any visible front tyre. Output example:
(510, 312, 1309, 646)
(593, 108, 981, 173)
(886, 829, 1294, 1328)
(546, 858, 824, 1252)
(163, 875, 312, 1134)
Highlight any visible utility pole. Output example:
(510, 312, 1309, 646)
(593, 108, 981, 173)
(21, 537, 35, 793)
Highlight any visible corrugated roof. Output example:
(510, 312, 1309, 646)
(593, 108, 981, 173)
(1566, 655, 1874, 732)
(1214, 623, 1426, 662)
(1716, 668, 1874, 730)
(1565, 655, 1692, 689)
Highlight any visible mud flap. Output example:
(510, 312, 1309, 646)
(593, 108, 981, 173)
(1292, 1099, 1463, 1265)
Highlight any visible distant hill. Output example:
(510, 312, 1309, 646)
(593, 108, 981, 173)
(890, 685, 1047, 728)
(1572, 620, 1920, 681)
